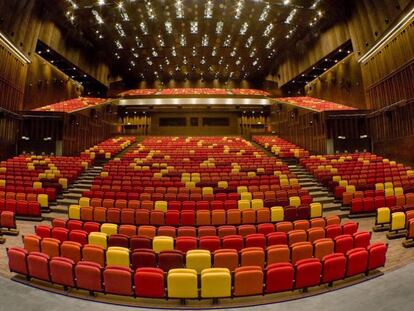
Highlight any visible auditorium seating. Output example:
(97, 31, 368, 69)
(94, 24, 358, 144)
(253, 136, 309, 159)
(301, 153, 414, 216)
(118, 88, 271, 97)
(274, 97, 357, 112)
(7, 241, 387, 298)
(33, 97, 107, 113)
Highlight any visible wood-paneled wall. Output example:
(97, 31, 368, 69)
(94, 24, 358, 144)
(0, 110, 20, 160)
(23, 54, 82, 110)
(0, 40, 27, 111)
(368, 99, 414, 165)
(276, 21, 351, 86)
(305, 54, 366, 109)
(361, 17, 414, 108)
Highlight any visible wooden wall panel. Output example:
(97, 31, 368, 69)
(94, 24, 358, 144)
(0, 41, 27, 111)
(0, 111, 20, 160)
(305, 54, 367, 109)
(23, 54, 83, 110)
(276, 21, 351, 86)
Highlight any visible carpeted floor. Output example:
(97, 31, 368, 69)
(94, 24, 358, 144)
(1, 261, 414, 311)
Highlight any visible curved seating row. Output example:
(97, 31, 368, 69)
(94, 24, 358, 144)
(28, 222, 361, 253)
(68, 204, 322, 226)
(22, 230, 371, 269)
(82, 188, 310, 203)
(350, 195, 414, 215)
(52, 215, 341, 237)
(7, 243, 387, 298)
(0, 199, 42, 217)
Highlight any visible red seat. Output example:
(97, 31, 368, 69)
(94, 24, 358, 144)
(266, 263, 294, 293)
(104, 266, 133, 296)
(346, 248, 368, 277)
(295, 258, 322, 289)
(50, 257, 75, 288)
(367, 243, 387, 270)
(199, 236, 221, 252)
(175, 236, 197, 253)
(158, 250, 184, 272)
(131, 249, 157, 269)
(7, 247, 28, 275)
(75, 261, 103, 293)
(27, 252, 50, 281)
(322, 253, 346, 284)
(134, 268, 165, 298)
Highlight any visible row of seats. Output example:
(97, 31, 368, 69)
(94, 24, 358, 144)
(68, 204, 321, 225)
(350, 195, 414, 214)
(78, 196, 312, 211)
(28, 222, 362, 253)
(342, 188, 412, 205)
(53, 215, 341, 237)
(375, 207, 414, 233)
(23, 231, 371, 268)
(82, 188, 310, 203)
(67, 204, 326, 228)
(7, 243, 387, 298)
(0, 199, 41, 217)
(252, 136, 309, 159)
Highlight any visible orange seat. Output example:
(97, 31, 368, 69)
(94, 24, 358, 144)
(233, 266, 264, 297)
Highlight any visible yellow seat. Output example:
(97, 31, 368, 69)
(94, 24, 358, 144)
(186, 249, 211, 273)
(106, 247, 130, 267)
(339, 180, 348, 187)
(201, 268, 231, 298)
(79, 197, 90, 207)
(251, 199, 264, 210)
(185, 181, 196, 189)
(181, 176, 191, 183)
(257, 168, 265, 174)
(154, 201, 168, 212)
(279, 179, 289, 187)
(384, 188, 394, 197)
(376, 207, 391, 225)
(238, 200, 251, 211)
(394, 187, 404, 196)
(407, 170, 414, 177)
(167, 269, 198, 298)
(100, 223, 118, 236)
(217, 181, 228, 189)
(153, 236, 174, 253)
(375, 183, 384, 191)
(105, 152, 111, 159)
(310, 203, 323, 218)
(100, 171, 108, 177)
(237, 186, 248, 194)
(390, 212, 406, 231)
(346, 185, 356, 194)
(68, 205, 80, 220)
(58, 178, 68, 189)
(191, 176, 201, 183)
(289, 178, 299, 186)
(33, 181, 42, 189)
(0, 179, 5, 187)
(274, 170, 282, 176)
(37, 194, 49, 208)
(202, 187, 214, 196)
(240, 192, 252, 201)
(88, 232, 108, 249)
(247, 172, 256, 178)
(384, 182, 394, 189)
(289, 196, 301, 207)
(332, 176, 341, 182)
(271, 206, 284, 222)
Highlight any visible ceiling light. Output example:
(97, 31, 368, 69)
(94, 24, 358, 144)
(235, 1, 244, 19)
(259, 3, 270, 21)
(240, 22, 248, 35)
(175, 0, 184, 19)
(165, 21, 173, 34)
(204, 0, 213, 19)
(97, 0, 105, 5)
(92, 10, 104, 24)
(180, 34, 186, 46)
(263, 23, 273, 36)
(245, 36, 253, 47)
(202, 34, 209, 46)
(285, 9, 297, 24)
(115, 40, 123, 49)
(115, 23, 126, 37)
(216, 21, 224, 34)
(190, 21, 198, 34)
(140, 22, 148, 35)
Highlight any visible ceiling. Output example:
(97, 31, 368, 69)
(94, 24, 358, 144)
(45, 0, 346, 83)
